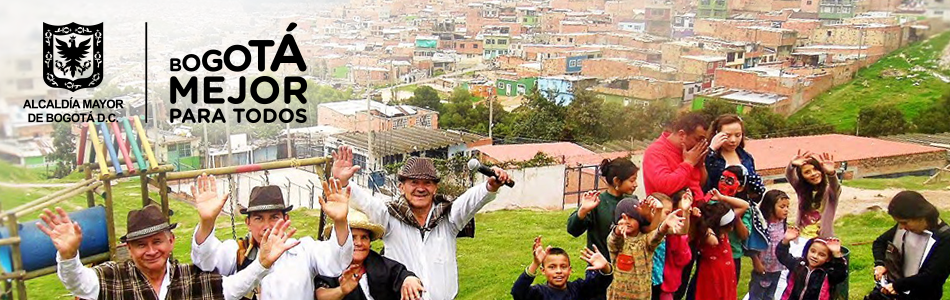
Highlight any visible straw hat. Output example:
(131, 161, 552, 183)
(322, 210, 385, 241)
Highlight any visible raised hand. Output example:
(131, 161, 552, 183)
(578, 190, 601, 217)
(532, 236, 549, 266)
(581, 245, 610, 273)
(709, 131, 728, 152)
(709, 188, 723, 201)
(813, 152, 836, 174)
(339, 264, 364, 295)
(401, 276, 425, 300)
(826, 237, 843, 257)
(791, 149, 813, 167)
(660, 209, 685, 234)
(331, 146, 362, 184)
(679, 190, 694, 211)
(784, 226, 800, 243)
(486, 166, 511, 193)
(192, 173, 229, 224)
(257, 219, 300, 268)
(36, 207, 83, 259)
(320, 178, 351, 223)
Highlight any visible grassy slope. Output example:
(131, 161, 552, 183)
(791, 31, 950, 132)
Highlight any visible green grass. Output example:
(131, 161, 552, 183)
(791, 31, 950, 132)
(842, 175, 950, 191)
(0, 160, 47, 182)
(395, 84, 419, 93)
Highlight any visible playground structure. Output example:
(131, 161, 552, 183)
(0, 116, 334, 299)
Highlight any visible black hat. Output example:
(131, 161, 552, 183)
(120, 204, 178, 243)
(397, 157, 441, 183)
(241, 185, 293, 214)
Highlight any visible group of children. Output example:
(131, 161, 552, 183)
(512, 155, 849, 300)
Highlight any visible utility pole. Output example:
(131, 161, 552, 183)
(226, 101, 233, 168)
(366, 90, 374, 177)
(489, 95, 494, 139)
(285, 102, 292, 159)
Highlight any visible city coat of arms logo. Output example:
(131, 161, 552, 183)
(43, 23, 103, 92)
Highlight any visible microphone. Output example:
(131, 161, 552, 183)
(467, 159, 515, 187)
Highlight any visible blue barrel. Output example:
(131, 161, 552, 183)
(0, 206, 110, 272)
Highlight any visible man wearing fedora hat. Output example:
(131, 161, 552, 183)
(37, 204, 298, 300)
(330, 146, 511, 300)
(315, 210, 426, 300)
(190, 174, 353, 300)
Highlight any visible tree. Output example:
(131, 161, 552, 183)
(47, 122, 76, 178)
(787, 114, 835, 137)
(699, 98, 738, 121)
(914, 94, 950, 134)
(406, 86, 442, 111)
(565, 91, 607, 143)
(744, 108, 788, 138)
(857, 104, 910, 137)
(509, 89, 569, 141)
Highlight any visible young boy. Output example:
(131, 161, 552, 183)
(511, 236, 614, 300)
(607, 195, 685, 300)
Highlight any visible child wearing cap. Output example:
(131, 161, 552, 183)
(606, 194, 686, 300)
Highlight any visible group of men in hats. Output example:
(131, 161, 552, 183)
(37, 145, 510, 300)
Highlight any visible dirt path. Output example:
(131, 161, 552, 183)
(768, 183, 950, 221)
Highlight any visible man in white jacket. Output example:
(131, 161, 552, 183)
(190, 174, 354, 300)
(331, 146, 510, 300)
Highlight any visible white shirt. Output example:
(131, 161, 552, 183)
(894, 228, 936, 277)
(349, 181, 497, 300)
(56, 251, 270, 300)
(191, 226, 354, 300)
(359, 275, 376, 300)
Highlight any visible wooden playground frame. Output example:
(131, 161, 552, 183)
(0, 117, 334, 299)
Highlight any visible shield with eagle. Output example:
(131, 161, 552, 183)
(43, 23, 103, 92)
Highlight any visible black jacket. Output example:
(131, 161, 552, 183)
(872, 221, 950, 300)
(314, 250, 416, 300)
(776, 240, 848, 300)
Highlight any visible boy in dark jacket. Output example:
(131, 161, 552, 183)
(776, 226, 848, 300)
(871, 190, 950, 300)
(511, 236, 614, 300)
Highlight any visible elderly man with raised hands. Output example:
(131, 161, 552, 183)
(38, 204, 297, 300)
(190, 174, 354, 300)
(330, 146, 511, 300)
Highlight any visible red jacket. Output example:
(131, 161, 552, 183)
(643, 131, 704, 198)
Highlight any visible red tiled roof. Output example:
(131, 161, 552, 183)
(746, 134, 945, 171)
(473, 142, 596, 163)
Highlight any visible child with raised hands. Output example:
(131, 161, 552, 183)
(511, 236, 614, 300)
(606, 195, 686, 300)
(776, 226, 848, 300)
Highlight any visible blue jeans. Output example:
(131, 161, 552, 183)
(748, 271, 783, 300)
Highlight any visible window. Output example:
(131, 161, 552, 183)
(517, 84, 526, 95)
(569, 60, 577, 67)
(727, 53, 736, 62)
(498, 81, 506, 88)
(473, 44, 478, 49)
(498, 39, 508, 45)
(523, 18, 528, 22)
(16, 79, 32, 90)
(569, 38, 574, 43)
(393, 118, 407, 128)
(506, 84, 511, 92)
(738, 52, 744, 59)
(826, 30, 832, 37)
(486, 39, 495, 45)
(418, 115, 432, 127)
(807, 0, 812, 4)
(460, 44, 465, 49)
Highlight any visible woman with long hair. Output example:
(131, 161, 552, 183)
(786, 150, 840, 238)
